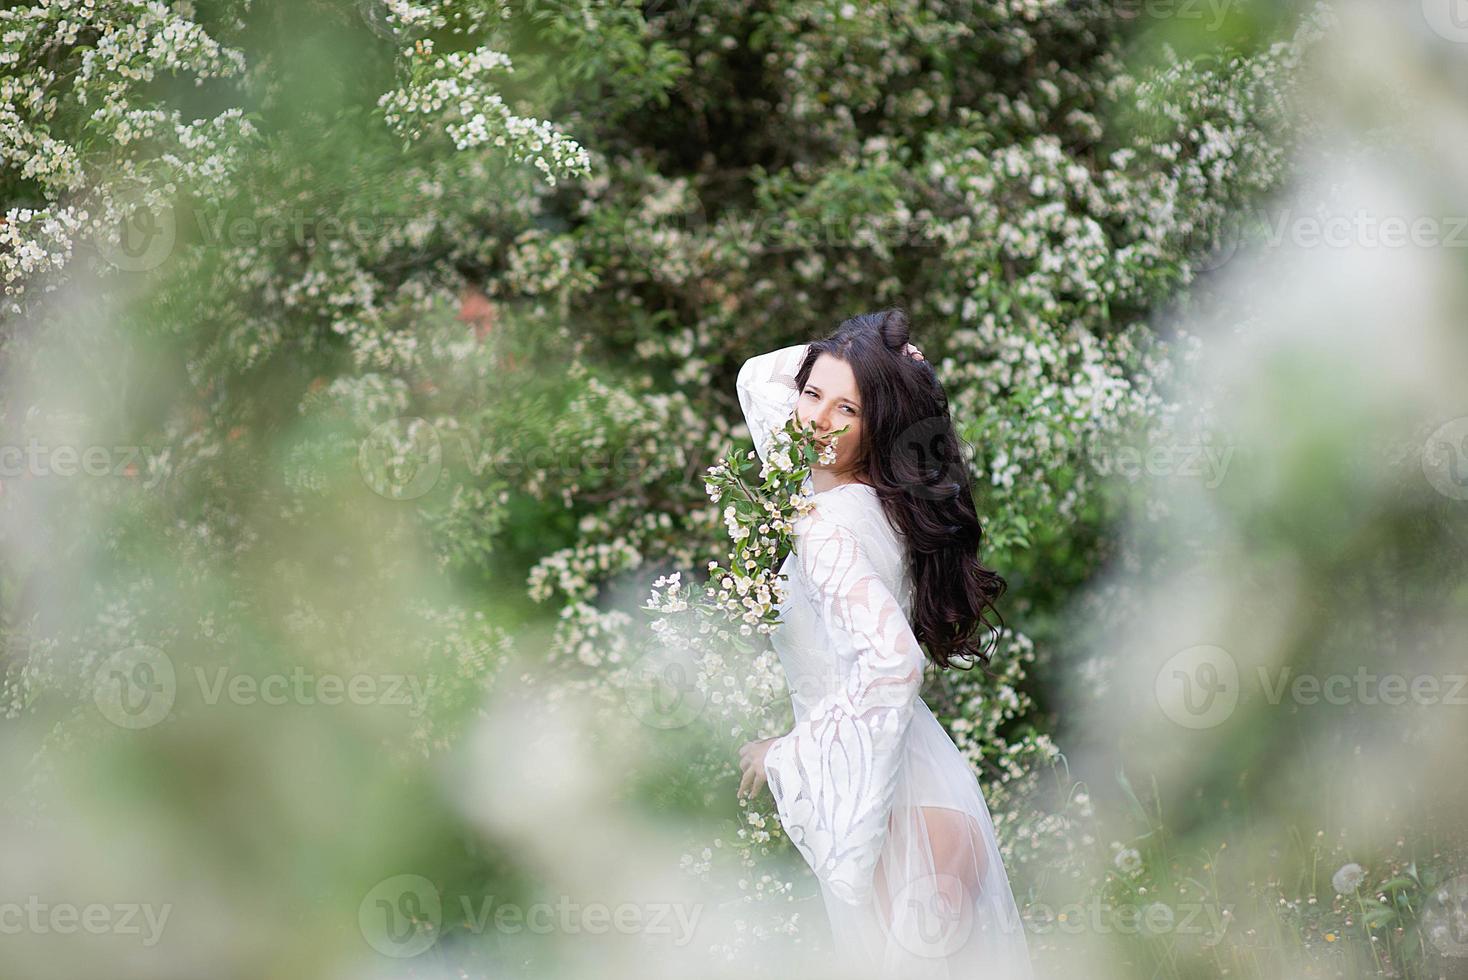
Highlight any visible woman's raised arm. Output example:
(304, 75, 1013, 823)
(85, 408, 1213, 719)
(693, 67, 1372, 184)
(735, 343, 809, 465)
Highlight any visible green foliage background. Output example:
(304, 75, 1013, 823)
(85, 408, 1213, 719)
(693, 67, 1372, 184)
(5, 1, 1466, 978)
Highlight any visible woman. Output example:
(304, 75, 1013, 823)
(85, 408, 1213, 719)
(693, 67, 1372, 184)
(733, 309, 1034, 979)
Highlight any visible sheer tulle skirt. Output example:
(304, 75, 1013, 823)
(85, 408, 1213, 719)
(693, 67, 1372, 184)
(812, 700, 1033, 980)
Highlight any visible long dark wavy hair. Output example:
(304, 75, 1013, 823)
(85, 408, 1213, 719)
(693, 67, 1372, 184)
(792, 308, 1006, 671)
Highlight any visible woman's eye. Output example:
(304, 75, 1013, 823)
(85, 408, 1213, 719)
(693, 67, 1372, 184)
(803, 389, 855, 415)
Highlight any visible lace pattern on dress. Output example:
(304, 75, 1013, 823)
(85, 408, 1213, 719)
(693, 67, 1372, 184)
(764, 508, 925, 906)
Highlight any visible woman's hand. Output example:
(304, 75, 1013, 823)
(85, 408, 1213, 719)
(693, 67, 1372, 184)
(737, 737, 778, 801)
(901, 342, 924, 361)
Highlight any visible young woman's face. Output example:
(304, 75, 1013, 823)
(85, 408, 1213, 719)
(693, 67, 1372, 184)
(795, 353, 864, 476)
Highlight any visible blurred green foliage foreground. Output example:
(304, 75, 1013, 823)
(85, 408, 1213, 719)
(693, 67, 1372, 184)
(2, 1, 1467, 978)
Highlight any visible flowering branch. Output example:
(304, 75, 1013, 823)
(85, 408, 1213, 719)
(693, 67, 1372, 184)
(645, 414, 843, 642)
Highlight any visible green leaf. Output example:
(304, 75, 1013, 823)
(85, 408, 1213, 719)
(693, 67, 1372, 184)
(1362, 909, 1397, 927)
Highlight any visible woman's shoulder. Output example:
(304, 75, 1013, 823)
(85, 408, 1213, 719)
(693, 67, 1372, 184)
(800, 481, 875, 518)
(795, 485, 908, 598)
(799, 484, 900, 550)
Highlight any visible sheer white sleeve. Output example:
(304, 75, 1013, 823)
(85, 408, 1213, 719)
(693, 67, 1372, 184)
(763, 508, 925, 907)
(735, 343, 808, 464)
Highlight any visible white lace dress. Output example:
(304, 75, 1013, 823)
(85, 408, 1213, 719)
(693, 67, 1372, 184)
(736, 343, 1035, 980)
